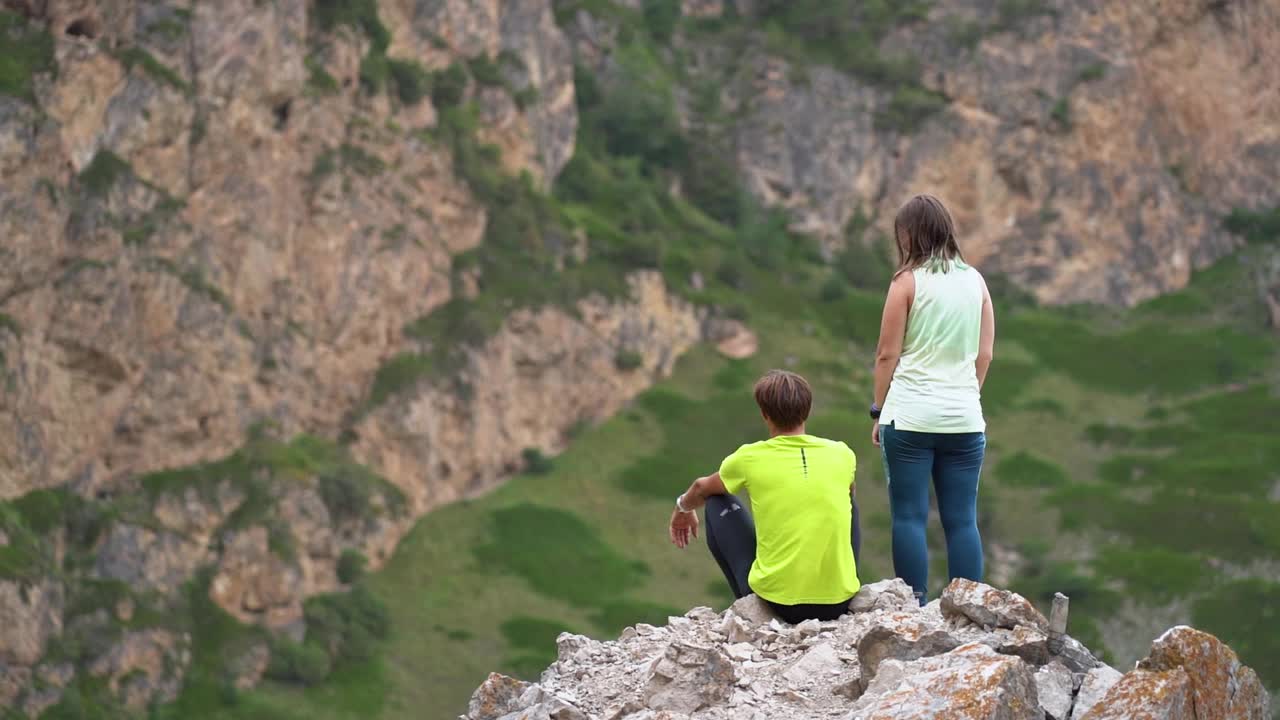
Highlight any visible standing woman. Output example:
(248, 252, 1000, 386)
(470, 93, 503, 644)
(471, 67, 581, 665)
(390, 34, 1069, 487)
(870, 194, 995, 605)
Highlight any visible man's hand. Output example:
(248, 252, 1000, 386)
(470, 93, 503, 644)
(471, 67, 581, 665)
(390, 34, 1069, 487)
(871, 422, 881, 447)
(669, 507, 699, 549)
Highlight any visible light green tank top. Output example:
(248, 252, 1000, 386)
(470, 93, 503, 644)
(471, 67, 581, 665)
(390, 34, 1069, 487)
(880, 258, 986, 433)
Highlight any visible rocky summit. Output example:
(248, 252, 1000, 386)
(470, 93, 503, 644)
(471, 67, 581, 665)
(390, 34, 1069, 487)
(462, 579, 1271, 720)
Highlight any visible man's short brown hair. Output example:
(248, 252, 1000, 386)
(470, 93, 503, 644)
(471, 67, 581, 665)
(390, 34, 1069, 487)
(753, 370, 812, 430)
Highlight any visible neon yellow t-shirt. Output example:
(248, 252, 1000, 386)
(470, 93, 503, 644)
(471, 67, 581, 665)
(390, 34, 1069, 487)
(718, 434, 860, 605)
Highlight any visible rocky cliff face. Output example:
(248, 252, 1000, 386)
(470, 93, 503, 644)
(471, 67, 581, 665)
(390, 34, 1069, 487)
(463, 580, 1272, 720)
(566, 0, 1280, 305)
(1, 0, 1278, 714)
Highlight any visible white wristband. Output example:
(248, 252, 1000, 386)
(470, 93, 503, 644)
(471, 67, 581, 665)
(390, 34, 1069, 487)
(675, 494, 693, 513)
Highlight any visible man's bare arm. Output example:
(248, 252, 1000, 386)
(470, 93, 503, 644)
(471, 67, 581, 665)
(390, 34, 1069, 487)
(678, 471, 728, 511)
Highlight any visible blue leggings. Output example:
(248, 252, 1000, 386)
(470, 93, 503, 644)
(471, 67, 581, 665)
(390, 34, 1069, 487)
(880, 423, 985, 603)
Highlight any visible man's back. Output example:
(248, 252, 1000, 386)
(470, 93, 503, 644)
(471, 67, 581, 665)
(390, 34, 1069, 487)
(719, 434, 861, 605)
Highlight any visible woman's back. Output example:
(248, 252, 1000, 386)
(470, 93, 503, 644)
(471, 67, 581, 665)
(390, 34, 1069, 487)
(881, 259, 985, 434)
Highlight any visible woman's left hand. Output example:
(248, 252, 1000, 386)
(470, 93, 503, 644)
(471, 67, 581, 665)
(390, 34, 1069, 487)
(871, 422, 881, 448)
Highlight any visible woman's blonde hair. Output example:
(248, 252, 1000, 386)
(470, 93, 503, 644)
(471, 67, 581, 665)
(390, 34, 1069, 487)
(893, 194, 964, 274)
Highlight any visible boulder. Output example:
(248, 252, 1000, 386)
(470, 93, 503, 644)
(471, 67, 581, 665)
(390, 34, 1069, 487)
(728, 594, 777, 628)
(1138, 626, 1271, 720)
(1079, 668, 1195, 720)
(781, 642, 842, 687)
(848, 579, 919, 614)
(1035, 661, 1075, 720)
(1070, 666, 1124, 720)
(467, 673, 531, 720)
(941, 579, 1049, 632)
(846, 643, 1041, 720)
(643, 641, 736, 713)
(856, 612, 962, 687)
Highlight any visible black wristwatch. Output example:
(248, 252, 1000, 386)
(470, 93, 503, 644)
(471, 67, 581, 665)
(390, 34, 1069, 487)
(869, 403, 882, 420)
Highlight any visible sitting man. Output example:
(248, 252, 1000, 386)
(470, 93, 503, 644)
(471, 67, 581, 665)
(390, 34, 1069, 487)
(669, 369, 861, 623)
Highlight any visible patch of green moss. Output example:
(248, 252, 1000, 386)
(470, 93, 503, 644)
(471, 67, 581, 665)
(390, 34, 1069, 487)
(306, 55, 339, 96)
(0, 10, 55, 102)
(388, 58, 431, 105)
(143, 257, 232, 311)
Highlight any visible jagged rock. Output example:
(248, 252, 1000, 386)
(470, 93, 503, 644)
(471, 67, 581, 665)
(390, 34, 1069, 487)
(94, 523, 209, 594)
(1035, 661, 1075, 720)
(848, 579, 918, 614)
(729, 594, 777, 628)
(1070, 665, 1125, 720)
(1053, 635, 1102, 674)
(1079, 668, 1195, 720)
(856, 612, 962, 687)
(1138, 626, 1271, 720)
(0, 580, 63, 665)
(88, 628, 190, 711)
(0, 665, 31, 709)
(941, 579, 1049, 632)
(468, 673, 533, 720)
(643, 641, 736, 713)
(782, 642, 842, 687)
(987, 624, 1051, 666)
(846, 643, 1041, 720)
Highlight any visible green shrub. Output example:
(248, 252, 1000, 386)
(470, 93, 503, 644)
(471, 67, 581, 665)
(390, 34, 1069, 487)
(306, 56, 339, 95)
(337, 550, 368, 584)
(359, 52, 389, 93)
(79, 151, 132, 198)
(643, 0, 681, 42)
(835, 219, 893, 290)
(267, 640, 332, 686)
(388, 59, 431, 104)
(1223, 207, 1280, 245)
(994, 0, 1055, 30)
(1077, 62, 1107, 83)
(522, 448, 554, 475)
(339, 144, 385, 177)
(0, 10, 55, 102)
(1049, 97, 1071, 129)
(467, 55, 504, 87)
(431, 63, 469, 109)
(614, 350, 644, 372)
(314, 0, 389, 53)
(875, 86, 948, 133)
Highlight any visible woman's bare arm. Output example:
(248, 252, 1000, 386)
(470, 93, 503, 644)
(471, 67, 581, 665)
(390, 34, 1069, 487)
(976, 276, 995, 388)
(873, 272, 914, 408)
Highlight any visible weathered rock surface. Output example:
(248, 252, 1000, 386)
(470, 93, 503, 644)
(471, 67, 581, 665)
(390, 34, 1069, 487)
(847, 643, 1041, 720)
(941, 578, 1050, 632)
(464, 582, 1269, 720)
(0, 580, 63, 666)
(1138, 626, 1272, 720)
(1070, 665, 1125, 720)
(1035, 661, 1075, 720)
(1080, 668, 1195, 720)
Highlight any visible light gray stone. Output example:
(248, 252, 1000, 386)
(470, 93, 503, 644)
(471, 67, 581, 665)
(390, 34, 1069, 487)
(729, 595, 777, 628)
(1054, 635, 1101, 674)
(643, 641, 736, 713)
(856, 613, 961, 687)
(782, 642, 842, 687)
(1036, 661, 1074, 720)
(940, 579, 1049, 632)
(848, 578, 918, 614)
(1069, 665, 1123, 720)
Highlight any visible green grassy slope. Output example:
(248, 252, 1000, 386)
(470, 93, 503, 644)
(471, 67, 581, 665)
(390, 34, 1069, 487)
(180, 240, 1279, 719)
